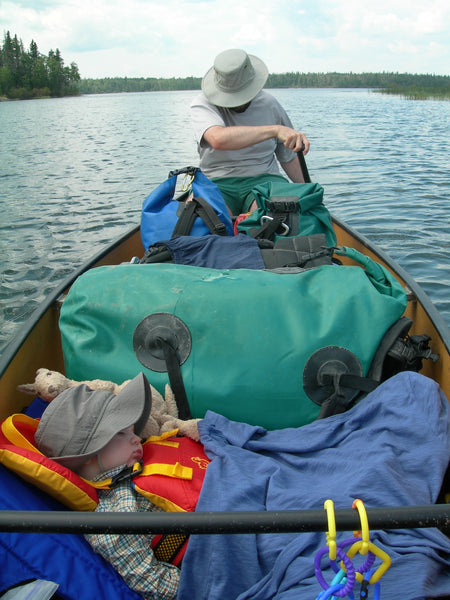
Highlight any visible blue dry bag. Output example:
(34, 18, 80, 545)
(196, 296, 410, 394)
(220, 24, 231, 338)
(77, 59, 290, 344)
(141, 167, 234, 250)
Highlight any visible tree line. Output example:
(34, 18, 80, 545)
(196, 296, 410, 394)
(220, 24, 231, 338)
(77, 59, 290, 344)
(2, 32, 448, 100)
(0, 31, 80, 99)
(79, 71, 449, 98)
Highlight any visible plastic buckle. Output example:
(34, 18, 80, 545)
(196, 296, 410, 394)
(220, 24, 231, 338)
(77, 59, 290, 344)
(110, 462, 144, 487)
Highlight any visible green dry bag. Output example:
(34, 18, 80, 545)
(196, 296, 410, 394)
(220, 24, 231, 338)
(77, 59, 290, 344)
(236, 181, 337, 247)
(60, 248, 406, 430)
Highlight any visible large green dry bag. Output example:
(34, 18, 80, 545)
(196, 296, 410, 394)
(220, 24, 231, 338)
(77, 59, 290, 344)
(59, 248, 407, 430)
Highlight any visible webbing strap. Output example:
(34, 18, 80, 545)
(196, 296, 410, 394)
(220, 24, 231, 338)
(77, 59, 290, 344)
(194, 197, 228, 236)
(317, 374, 379, 419)
(171, 199, 197, 237)
(171, 196, 228, 238)
(156, 337, 192, 420)
(252, 214, 287, 240)
(140, 462, 193, 480)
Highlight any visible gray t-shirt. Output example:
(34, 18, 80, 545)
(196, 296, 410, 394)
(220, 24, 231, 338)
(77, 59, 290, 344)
(190, 91, 297, 178)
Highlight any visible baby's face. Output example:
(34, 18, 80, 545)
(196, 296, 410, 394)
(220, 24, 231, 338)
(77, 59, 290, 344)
(98, 426, 143, 471)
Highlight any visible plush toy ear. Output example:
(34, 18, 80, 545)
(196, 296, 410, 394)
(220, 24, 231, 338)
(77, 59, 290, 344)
(140, 415, 161, 440)
(16, 383, 38, 396)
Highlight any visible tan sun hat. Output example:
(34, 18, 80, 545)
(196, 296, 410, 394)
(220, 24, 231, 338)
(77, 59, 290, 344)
(35, 372, 152, 469)
(202, 49, 268, 108)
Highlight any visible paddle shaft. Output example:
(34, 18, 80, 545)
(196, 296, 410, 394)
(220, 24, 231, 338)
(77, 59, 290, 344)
(298, 148, 311, 183)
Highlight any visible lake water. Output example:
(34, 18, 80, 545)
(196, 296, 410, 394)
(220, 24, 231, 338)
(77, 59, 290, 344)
(0, 88, 449, 356)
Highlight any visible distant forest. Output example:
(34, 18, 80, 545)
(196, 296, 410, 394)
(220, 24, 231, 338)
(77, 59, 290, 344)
(79, 72, 450, 99)
(1, 32, 448, 100)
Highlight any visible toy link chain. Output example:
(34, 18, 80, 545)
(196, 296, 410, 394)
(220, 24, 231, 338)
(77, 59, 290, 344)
(314, 499, 391, 600)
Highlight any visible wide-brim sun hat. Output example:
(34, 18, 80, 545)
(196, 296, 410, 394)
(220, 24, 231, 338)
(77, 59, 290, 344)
(202, 49, 268, 108)
(35, 372, 152, 469)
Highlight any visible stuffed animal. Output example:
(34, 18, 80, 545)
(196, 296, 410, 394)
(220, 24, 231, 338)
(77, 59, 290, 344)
(18, 368, 201, 441)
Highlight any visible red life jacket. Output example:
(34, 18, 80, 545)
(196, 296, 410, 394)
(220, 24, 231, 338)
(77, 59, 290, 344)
(0, 414, 210, 565)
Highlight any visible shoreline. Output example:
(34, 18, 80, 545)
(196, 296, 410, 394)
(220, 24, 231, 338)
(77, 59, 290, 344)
(2, 87, 449, 102)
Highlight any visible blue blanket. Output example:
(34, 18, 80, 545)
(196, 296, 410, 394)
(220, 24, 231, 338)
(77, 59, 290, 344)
(178, 372, 450, 600)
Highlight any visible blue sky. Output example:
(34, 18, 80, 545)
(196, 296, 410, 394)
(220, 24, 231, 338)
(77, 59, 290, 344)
(1, 0, 448, 78)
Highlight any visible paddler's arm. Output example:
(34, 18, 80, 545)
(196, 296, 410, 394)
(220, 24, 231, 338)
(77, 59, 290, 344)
(203, 125, 310, 154)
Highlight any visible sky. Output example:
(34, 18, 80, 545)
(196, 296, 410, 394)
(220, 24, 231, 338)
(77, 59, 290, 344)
(1, 0, 449, 79)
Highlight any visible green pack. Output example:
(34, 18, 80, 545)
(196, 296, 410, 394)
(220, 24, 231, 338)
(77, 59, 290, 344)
(236, 181, 337, 247)
(60, 249, 406, 430)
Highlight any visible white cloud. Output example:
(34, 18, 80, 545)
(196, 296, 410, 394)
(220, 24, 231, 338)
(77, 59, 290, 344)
(1, 0, 448, 77)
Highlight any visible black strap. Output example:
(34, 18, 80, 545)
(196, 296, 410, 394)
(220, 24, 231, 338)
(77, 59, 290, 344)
(171, 200, 197, 237)
(171, 196, 228, 238)
(140, 245, 173, 264)
(156, 337, 192, 420)
(195, 197, 228, 236)
(251, 214, 287, 240)
(317, 373, 379, 419)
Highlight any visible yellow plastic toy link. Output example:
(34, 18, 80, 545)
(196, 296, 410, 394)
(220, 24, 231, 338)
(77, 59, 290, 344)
(341, 498, 391, 585)
(352, 498, 370, 555)
(324, 499, 337, 561)
(347, 540, 391, 584)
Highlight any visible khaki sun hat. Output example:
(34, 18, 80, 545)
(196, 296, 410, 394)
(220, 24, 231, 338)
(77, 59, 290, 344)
(35, 372, 152, 469)
(202, 48, 268, 108)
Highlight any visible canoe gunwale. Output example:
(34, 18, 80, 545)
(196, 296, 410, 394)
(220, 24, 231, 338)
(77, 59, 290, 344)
(0, 505, 449, 535)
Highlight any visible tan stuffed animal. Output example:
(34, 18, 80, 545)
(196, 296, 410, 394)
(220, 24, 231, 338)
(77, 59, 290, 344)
(18, 368, 201, 441)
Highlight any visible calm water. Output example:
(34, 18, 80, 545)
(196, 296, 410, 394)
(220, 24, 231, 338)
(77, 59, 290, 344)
(1, 89, 449, 356)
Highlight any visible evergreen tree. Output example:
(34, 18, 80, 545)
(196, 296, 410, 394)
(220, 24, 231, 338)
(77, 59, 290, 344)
(0, 31, 80, 99)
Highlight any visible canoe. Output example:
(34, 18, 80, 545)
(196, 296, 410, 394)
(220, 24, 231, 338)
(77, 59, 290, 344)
(0, 204, 449, 598)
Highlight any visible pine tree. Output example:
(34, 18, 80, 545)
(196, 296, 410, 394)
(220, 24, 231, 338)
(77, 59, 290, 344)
(0, 31, 80, 99)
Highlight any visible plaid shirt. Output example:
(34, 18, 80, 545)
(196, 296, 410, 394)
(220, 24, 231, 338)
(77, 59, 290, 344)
(85, 465, 180, 600)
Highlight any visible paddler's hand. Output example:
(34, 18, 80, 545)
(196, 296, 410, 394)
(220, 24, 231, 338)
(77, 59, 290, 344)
(277, 126, 310, 154)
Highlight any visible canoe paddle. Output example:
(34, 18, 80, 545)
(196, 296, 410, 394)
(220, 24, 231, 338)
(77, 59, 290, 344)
(298, 146, 311, 183)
